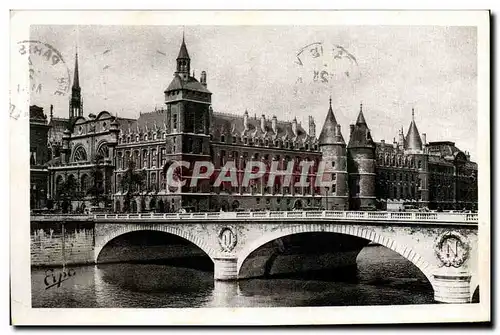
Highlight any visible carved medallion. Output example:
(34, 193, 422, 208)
(435, 231, 470, 268)
(218, 227, 237, 252)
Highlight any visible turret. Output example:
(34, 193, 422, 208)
(404, 108, 428, 208)
(175, 33, 190, 81)
(347, 103, 376, 210)
(318, 96, 348, 210)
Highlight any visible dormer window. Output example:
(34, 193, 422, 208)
(153, 133, 157, 140)
(221, 135, 225, 143)
(244, 137, 248, 145)
(265, 139, 269, 147)
(136, 135, 139, 142)
(144, 135, 148, 141)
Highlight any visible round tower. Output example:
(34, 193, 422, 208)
(347, 103, 376, 210)
(318, 97, 348, 210)
(404, 108, 429, 208)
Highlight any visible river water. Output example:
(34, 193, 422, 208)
(31, 245, 434, 308)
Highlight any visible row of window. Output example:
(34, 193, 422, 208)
(217, 134, 318, 151)
(377, 154, 422, 169)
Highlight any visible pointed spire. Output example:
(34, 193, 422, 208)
(405, 108, 423, 151)
(69, 47, 82, 119)
(356, 102, 366, 125)
(73, 48, 80, 89)
(319, 96, 342, 145)
(177, 32, 190, 60)
(348, 102, 374, 149)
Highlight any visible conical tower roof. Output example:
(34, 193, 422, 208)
(318, 97, 343, 145)
(405, 108, 423, 150)
(177, 34, 190, 60)
(348, 103, 375, 149)
(355, 103, 366, 125)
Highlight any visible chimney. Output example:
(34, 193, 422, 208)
(308, 115, 316, 138)
(272, 115, 277, 133)
(381, 139, 385, 148)
(50, 104, 54, 121)
(261, 114, 266, 132)
(398, 127, 405, 149)
(422, 133, 427, 146)
(292, 117, 298, 136)
(200, 71, 207, 87)
(393, 137, 397, 149)
(243, 110, 249, 129)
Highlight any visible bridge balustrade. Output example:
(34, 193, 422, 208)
(305, 211, 323, 218)
(32, 210, 479, 223)
(367, 212, 389, 219)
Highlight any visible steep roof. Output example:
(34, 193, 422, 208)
(177, 35, 190, 60)
(165, 74, 211, 94)
(348, 104, 375, 149)
(318, 97, 344, 145)
(211, 111, 310, 142)
(404, 109, 422, 150)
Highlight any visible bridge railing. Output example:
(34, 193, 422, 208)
(89, 210, 478, 223)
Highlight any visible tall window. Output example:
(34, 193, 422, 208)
(151, 149, 157, 167)
(161, 147, 166, 167)
(142, 150, 148, 169)
(173, 113, 178, 130)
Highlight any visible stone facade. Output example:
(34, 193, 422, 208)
(30, 221, 95, 266)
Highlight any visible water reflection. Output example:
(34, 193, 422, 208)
(31, 246, 435, 308)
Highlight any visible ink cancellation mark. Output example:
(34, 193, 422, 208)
(10, 40, 71, 120)
(294, 42, 360, 95)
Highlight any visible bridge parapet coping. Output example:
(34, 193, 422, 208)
(90, 211, 478, 224)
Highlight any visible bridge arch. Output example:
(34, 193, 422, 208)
(236, 223, 437, 287)
(95, 224, 218, 262)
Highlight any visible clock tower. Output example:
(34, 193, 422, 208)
(163, 35, 212, 211)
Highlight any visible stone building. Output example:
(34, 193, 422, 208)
(29, 105, 51, 209)
(37, 35, 478, 213)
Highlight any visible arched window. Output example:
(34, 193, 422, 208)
(143, 150, 148, 168)
(97, 143, 109, 159)
(73, 146, 87, 162)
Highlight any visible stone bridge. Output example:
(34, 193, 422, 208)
(31, 210, 479, 303)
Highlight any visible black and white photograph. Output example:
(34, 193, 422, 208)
(10, 10, 490, 325)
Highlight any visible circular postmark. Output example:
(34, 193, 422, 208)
(10, 40, 71, 120)
(293, 42, 361, 96)
(434, 231, 470, 268)
(218, 226, 237, 252)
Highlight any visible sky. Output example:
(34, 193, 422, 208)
(28, 25, 477, 158)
